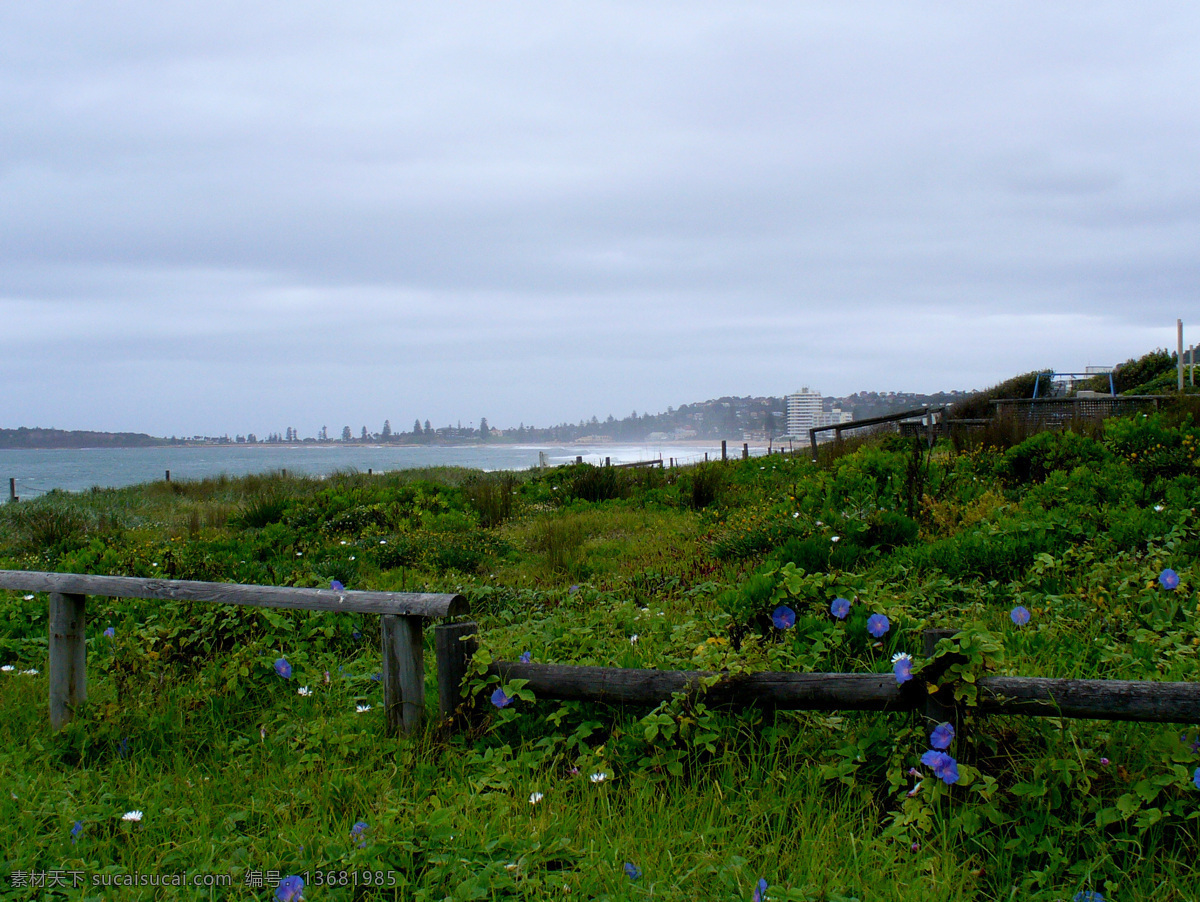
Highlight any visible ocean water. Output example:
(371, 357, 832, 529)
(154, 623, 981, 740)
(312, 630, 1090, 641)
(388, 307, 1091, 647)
(0, 442, 756, 498)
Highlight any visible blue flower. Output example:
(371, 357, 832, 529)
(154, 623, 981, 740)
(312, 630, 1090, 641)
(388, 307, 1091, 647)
(920, 750, 960, 784)
(752, 877, 768, 902)
(519, 650, 532, 664)
(276, 875, 305, 901)
(370, 672, 382, 682)
(1010, 606, 1031, 626)
(274, 658, 292, 680)
(102, 627, 115, 638)
(930, 722, 955, 750)
(867, 614, 889, 638)
(1193, 767, 1200, 790)
(771, 606, 796, 630)
(351, 820, 368, 848)
(71, 820, 82, 844)
(830, 597, 850, 620)
(352, 629, 363, 640)
(569, 585, 580, 594)
(330, 579, 345, 592)
(1159, 568, 1180, 591)
(1073, 892, 1104, 902)
(491, 688, 512, 708)
(624, 862, 642, 880)
(118, 737, 130, 758)
(891, 653, 913, 685)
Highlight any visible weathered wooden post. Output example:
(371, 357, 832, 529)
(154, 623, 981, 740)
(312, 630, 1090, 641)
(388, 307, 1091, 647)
(721, 440, 727, 461)
(165, 470, 170, 482)
(922, 628, 966, 748)
(606, 457, 611, 467)
(49, 592, 88, 729)
(576, 456, 582, 464)
(8, 478, 16, 503)
(434, 621, 479, 720)
(382, 615, 425, 734)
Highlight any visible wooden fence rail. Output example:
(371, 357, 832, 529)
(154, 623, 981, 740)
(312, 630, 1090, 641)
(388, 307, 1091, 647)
(0, 570, 467, 735)
(428, 622, 1200, 727)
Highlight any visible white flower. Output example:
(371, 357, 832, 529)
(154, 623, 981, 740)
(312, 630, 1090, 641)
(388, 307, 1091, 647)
(792, 512, 800, 518)
(20, 669, 38, 676)
(1, 665, 13, 673)
(629, 635, 639, 645)
(504, 863, 518, 871)
(831, 535, 841, 543)
(22, 595, 34, 600)
(349, 556, 356, 560)
(816, 520, 823, 527)
(1155, 504, 1165, 512)
(589, 772, 608, 783)
(356, 704, 372, 714)
(297, 686, 311, 697)
(151, 563, 158, 567)
(529, 792, 544, 805)
(121, 810, 143, 822)
(891, 652, 912, 664)
(379, 540, 387, 545)
(340, 540, 348, 545)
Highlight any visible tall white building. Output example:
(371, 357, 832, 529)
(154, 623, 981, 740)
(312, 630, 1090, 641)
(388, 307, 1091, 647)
(786, 387, 852, 437)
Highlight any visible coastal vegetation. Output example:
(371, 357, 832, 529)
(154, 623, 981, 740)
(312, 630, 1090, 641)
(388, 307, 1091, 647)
(3, 383, 1200, 898)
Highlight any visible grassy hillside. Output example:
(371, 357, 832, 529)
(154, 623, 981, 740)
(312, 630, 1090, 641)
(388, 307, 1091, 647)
(2, 416, 1200, 900)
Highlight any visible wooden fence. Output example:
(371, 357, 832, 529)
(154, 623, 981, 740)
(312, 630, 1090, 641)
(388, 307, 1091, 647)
(0, 570, 466, 734)
(441, 622, 1200, 728)
(4, 572, 1200, 737)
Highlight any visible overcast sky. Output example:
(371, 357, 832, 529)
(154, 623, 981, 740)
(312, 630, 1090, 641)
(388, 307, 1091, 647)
(3, 3, 1198, 436)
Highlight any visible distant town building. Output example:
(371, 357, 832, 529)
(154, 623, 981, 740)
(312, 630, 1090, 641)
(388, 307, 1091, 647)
(785, 387, 852, 437)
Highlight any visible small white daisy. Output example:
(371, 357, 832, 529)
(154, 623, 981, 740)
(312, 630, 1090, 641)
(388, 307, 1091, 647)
(297, 686, 312, 697)
(629, 635, 638, 645)
(529, 792, 544, 805)
(121, 810, 143, 822)
(1, 665, 13, 673)
(20, 669, 38, 676)
(1155, 504, 1165, 512)
(891, 652, 912, 664)
(356, 704, 372, 714)
(589, 772, 608, 783)
(831, 535, 840, 543)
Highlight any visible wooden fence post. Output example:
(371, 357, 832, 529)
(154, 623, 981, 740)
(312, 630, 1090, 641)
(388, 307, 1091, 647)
(721, 440, 727, 461)
(9, 478, 16, 502)
(435, 621, 479, 720)
(922, 628, 966, 748)
(742, 443, 749, 460)
(382, 614, 425, 734)
(49, 592, 87, 729)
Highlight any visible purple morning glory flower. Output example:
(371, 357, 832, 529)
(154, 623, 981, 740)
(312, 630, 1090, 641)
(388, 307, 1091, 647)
(920, 750, 960, 784)
(892, 653, 913, 685)
(1193, 767, 1200, 790)
(830, 597, 850, 620)
(752, 877, 768, 902)
(771, 605, 796, 630)
(867, 614, 889, 638)
(519, 650, 532, 664)
(330, 579, 345, 592)
(276, 875, 305, 901)
(491, 688, 512, 708)
(71, 820, 82, 844)
(1010, 606, 1031, 626)
(930, 722, 955, 750)
(274, 658, 292, 680)
(102, 627, 115, 638)
(351, 820, 368, 848)
(624, 862, 642, 880)
(1160, 568, 1180, 590)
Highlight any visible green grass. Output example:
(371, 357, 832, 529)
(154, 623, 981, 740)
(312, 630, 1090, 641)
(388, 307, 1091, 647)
(3, 422, 1200, 900)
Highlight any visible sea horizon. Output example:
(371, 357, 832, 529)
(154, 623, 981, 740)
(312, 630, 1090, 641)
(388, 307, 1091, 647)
(0, 440, 776, 499)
